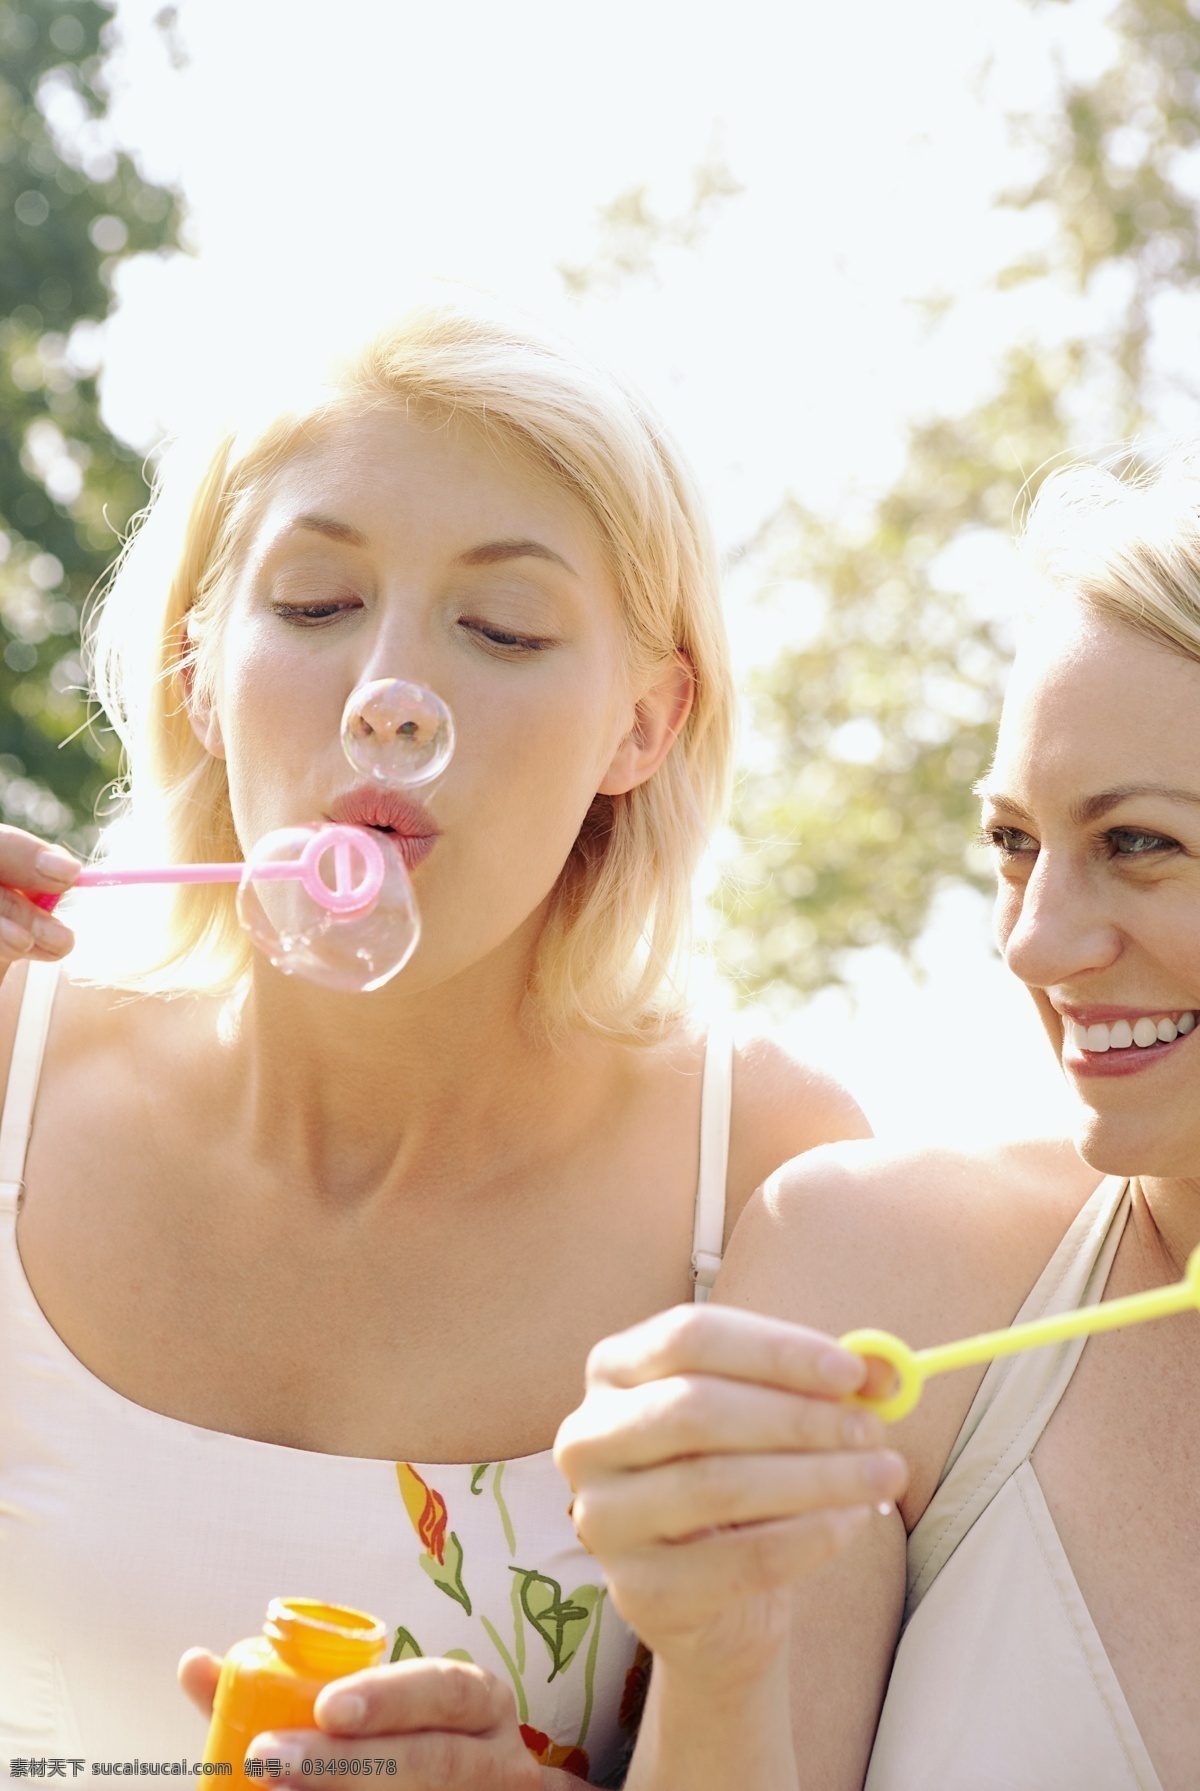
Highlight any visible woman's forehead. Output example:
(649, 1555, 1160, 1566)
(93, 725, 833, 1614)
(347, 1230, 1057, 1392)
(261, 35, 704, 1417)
(254, 406, 607, 566)
(991, 602, 1200, 801)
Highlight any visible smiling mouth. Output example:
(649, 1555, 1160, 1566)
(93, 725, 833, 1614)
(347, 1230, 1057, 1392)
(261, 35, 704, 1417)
(1063, 1011, 1197, 1056)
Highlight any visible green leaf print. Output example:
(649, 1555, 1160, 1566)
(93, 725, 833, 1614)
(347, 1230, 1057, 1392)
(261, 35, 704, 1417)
(389, 1627, 423, 1663)
(510, 1569, 604, 1682)
(419, 1528, 472, 1615)
(470, 1463, 489, 1495)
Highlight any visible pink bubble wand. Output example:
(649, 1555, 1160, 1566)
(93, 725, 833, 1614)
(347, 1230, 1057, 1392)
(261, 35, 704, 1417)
(49, 824, 386, 918)
(26, 678, 454, 993)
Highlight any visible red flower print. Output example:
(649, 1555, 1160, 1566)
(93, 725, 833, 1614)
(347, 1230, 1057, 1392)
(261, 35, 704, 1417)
(519, 1725, 590, 1779)
(395, 1462, 448, 1564)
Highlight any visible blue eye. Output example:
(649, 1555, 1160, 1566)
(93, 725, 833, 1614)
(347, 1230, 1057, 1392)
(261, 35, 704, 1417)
(985, 826, 1037, 855)
(1107, 828, 1177, 855)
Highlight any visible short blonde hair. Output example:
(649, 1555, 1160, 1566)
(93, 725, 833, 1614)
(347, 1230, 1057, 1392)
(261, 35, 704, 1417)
(87, 305, 735, 1040)
(1023, 451, 1200, 663)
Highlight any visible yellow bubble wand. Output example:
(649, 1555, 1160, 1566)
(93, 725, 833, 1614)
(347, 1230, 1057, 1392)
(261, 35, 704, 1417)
(841, 1243, 1200, 1423)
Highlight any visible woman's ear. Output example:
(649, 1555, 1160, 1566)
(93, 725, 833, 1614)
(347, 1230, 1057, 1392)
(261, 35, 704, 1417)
(598, 653, 695, 796)
(179, 634, 226, 761)
(191, 700, 226, 761)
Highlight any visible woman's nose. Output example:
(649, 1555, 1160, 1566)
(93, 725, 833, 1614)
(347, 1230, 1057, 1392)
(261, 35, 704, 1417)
(357, 604, 430, 690)
(999, 854, 1122, 991)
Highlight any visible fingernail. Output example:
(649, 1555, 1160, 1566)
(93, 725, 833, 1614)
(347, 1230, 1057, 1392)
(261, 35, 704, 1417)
(32, 914, 70, 951)
(869, 1451, 904, 1495)
(0, 919, 33, 954)
(818, 1346, 865, 1392)
(842, 1409, 884, 1448)
(319, 1690, 367, 1730)
(35, 847, 80, 886)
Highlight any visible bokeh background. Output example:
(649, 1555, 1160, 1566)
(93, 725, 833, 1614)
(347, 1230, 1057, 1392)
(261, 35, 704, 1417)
(2, 0, 1196, 1139)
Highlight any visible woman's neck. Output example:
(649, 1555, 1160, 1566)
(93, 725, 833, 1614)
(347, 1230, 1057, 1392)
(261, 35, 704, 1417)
(1130, 1174, 1200, 1279)
(217, 938, 619, 1209)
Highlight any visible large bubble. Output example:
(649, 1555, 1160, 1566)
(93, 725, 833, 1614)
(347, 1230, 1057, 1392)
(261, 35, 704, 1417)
(236, 823, 419, 993)
(341, 679, 454, 789)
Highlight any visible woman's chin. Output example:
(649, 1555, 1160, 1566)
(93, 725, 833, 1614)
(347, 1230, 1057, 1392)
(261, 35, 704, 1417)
(1071, 1108, 1200, 1181)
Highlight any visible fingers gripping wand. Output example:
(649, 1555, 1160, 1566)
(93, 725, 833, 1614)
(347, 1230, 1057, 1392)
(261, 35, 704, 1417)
(842, 1243, 1200, 1423)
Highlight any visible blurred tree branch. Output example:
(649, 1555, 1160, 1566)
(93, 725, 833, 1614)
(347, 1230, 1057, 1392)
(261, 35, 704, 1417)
(558, 148, 743, 296)
(721, 0, 1200, 998)
(0, 0, 181, 850)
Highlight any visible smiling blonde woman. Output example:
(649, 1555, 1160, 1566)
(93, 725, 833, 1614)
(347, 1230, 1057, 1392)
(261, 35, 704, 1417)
(673, 455, 1200, 1789)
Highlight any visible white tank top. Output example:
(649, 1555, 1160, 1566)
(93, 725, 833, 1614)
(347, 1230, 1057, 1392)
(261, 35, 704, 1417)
(0, 965, 734, 1785)
(865, 1176, 1163, 1791)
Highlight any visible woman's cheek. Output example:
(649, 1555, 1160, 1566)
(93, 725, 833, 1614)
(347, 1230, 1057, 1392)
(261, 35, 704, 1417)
(993, 881, 1022, 961)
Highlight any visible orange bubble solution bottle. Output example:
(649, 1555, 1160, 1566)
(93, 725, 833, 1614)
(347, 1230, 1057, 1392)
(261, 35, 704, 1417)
(203, 1598, 387, 1787)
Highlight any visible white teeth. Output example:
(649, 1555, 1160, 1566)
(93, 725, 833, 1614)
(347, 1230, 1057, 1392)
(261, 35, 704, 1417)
(1065, 1011, 1198, 1054)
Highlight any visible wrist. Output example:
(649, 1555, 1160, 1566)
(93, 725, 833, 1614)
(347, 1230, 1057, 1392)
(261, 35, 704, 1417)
(624, 1647, 797, 1791)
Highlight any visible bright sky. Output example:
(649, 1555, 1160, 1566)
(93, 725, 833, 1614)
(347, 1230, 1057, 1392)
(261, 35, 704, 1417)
(81, 0, 1118, 1143)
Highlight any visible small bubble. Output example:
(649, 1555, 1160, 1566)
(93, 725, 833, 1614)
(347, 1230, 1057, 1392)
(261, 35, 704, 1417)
(341, 679, 454, 789)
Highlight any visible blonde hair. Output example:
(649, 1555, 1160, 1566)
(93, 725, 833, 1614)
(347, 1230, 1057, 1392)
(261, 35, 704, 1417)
(86, 305, 735, 1040)
(1022, 451, 1200, 663)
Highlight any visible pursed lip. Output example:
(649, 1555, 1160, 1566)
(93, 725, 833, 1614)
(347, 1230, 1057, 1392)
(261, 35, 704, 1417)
(325, 786, 441, 872)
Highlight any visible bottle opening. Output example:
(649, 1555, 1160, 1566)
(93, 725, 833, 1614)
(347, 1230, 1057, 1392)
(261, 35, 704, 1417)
(263, 1598, 387, 1676)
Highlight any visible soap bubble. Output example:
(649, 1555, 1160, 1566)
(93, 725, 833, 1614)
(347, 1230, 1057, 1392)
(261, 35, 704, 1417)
(341, 679, 455, 789)
(237, 823, 419, 992)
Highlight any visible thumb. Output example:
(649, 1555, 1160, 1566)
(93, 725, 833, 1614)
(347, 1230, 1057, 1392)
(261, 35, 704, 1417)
(178, 1648, 222, 1718)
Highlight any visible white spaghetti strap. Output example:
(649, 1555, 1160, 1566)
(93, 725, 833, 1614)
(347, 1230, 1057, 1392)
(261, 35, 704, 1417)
(691, 1019, 734, 1302)
(0, 961, 60, 1214)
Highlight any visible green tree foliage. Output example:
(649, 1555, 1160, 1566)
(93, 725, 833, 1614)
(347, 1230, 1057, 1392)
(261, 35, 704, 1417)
(558, 151, 744, 297)
(722, 0, 1200, 998)
(0, 0, 179, 849)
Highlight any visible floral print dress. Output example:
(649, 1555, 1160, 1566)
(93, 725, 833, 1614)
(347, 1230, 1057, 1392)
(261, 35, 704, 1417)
(388, 1456, 647, 1783)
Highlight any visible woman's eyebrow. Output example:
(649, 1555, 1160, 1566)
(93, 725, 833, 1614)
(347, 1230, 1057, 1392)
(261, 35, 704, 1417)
(973, 783, 1031, 819)
(1072, 785, 1200, 823)
(288, 521, 576, 577)
(975, 783, 1200, 823)
(291, 512, 368, 547)
(455, 538, 577, 575)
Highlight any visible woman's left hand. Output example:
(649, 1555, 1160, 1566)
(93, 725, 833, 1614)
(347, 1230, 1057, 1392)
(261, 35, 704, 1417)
(179, 1651, 573, 1788)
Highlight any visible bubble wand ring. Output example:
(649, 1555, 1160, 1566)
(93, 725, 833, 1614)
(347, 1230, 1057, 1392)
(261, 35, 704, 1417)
(841, 1242, 1200, 1423)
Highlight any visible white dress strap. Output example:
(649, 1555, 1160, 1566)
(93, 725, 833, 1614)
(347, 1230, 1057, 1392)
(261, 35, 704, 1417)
(691, 1019, 734, 1302)
(0, 961, 60, 1214)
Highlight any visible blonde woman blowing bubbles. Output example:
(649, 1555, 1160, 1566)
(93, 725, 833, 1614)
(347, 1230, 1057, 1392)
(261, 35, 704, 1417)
(0, 306, 901, 1790)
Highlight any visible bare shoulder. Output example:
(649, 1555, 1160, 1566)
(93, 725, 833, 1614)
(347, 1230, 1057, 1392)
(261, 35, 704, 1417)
(2, 967, 218, 1109)
(0, 962, 105, 1099)
(717, 1135, 1102, 1514)
(725, 1028, 871, 1240)
(720, 1134, 1098, 1341)
(0, 962, 30, 1098)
